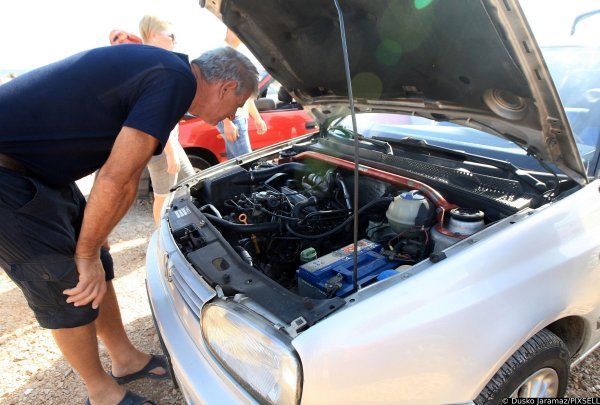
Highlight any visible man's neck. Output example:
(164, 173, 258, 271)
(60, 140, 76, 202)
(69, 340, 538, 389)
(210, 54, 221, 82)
(188, 64, 205, 115)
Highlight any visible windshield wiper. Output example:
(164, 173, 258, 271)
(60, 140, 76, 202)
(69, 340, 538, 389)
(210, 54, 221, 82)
(371, 135, 548, 192)
(330, 126, 394, 155)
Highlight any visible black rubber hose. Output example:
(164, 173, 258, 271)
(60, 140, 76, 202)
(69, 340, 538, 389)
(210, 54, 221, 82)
(234, 245, 253, 266)
(336, 176, 352, 209)
(286, 197, 393, 240)
(199, 204, 222, 218)
(203, 213, 281, 233)
(293, 196, 318, 218)
(233, 163, 309, 184)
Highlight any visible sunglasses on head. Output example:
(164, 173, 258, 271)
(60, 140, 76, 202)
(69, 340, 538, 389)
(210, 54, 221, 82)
(161, 32, 176, 41)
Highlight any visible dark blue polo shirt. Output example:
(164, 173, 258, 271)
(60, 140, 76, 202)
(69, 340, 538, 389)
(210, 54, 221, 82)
(0, 45, 196, 186)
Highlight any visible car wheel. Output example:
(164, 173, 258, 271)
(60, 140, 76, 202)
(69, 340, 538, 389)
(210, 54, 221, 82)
(188, 154, 212, 171)
(474, 329, 570, 404)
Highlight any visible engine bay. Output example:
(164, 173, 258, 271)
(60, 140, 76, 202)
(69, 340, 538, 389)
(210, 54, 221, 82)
(167, 141, 558, 327)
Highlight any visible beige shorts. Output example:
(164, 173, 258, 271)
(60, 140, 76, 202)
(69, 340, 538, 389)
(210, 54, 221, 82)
(147, 141, 195, 196)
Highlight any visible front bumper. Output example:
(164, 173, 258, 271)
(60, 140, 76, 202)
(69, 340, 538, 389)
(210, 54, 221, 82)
(145, 229, 257, 404)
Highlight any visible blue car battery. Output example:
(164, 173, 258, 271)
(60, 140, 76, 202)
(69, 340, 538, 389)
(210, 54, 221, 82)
(297, 239, 397, 298)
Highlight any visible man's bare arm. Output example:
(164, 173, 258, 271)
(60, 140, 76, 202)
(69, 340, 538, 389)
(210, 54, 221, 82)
(247, 99, 267, 134)
(64, 126, 159, 308)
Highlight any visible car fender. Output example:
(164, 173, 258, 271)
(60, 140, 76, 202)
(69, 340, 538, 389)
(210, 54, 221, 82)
(292, 180, 600, 404)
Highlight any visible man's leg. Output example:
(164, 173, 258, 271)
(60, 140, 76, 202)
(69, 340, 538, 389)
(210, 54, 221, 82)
(0, 173, 160, 403)
(152, 195, 167, 225)
(0, 172, 121, 404)
(52, 323, 126, 405)
(94, 280, 166, 379)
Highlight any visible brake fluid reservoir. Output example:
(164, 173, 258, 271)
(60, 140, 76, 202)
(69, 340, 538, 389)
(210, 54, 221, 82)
(431, 207, 485, 254)
(447, 207, 485, 235)
(386, 190, 435, 233)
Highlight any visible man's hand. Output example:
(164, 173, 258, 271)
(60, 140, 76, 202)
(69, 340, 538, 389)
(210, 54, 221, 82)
(255, 117, 267, 135)
(64, 255, 107, 309)
(248, 99, 267, 135)
(223, 119, 239, 142)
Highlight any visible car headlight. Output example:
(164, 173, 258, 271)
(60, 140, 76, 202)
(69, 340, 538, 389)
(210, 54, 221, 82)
(201, 300, 302, 405)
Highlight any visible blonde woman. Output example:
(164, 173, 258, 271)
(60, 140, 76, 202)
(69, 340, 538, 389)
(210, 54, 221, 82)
(139, 15, 196, 225)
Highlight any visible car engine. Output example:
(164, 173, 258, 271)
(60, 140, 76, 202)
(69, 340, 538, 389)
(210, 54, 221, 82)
(175, 149, 511, 301)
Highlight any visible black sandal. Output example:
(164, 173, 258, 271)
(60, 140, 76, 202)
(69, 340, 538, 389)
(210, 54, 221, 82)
(85, 390, 157, 405)
(109, 354, 169, 384)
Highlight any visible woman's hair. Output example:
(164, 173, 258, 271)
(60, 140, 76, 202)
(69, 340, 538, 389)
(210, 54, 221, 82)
(192, 47, 259, 96)
(139, 15, 171, 43)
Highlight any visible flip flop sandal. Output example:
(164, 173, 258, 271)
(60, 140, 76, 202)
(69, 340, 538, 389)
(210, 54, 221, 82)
(85, 390, 156, 405)
(109, 354, 170, 384)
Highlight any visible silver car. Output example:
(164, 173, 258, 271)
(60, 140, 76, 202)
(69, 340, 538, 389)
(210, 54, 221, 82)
(146, 0, 600, 403)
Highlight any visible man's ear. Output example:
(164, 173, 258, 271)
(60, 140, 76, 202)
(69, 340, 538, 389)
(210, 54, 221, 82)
(221, 80, 239, 97)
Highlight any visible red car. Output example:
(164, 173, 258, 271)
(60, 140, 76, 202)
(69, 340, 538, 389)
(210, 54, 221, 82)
(179, 74, 316, 169)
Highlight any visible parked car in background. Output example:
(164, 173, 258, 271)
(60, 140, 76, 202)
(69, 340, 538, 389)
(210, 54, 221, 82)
(179, 73, 317, 170)
(146, 1, 600, 404)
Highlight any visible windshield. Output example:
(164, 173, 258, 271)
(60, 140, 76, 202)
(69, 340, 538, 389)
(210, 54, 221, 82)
(336, 114, 550, 172)
(522, 0, 600, 176)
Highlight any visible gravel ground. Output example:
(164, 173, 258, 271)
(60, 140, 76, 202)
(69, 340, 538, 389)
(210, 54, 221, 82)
(0, 199, 598, 404)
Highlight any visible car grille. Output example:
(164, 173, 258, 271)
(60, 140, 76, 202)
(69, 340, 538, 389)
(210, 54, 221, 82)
(159, 223, 216, 322)
(170, 266, 203, 318)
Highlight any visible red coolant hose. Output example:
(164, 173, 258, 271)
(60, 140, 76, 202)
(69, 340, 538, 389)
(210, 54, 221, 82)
(290, 151, 460, 237)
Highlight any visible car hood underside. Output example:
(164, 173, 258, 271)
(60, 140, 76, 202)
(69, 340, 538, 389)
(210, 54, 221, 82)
(204, 0, 588, 183)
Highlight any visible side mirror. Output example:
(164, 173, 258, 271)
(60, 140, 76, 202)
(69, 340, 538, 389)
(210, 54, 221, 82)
(255, 97, 276, 111)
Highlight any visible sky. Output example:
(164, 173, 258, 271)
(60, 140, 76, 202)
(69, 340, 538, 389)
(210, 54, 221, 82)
(0, 0, 227, 72)
(2, 0, 600, 74)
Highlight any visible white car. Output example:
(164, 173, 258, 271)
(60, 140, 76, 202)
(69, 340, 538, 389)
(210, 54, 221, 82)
(146, 0, 600, 403)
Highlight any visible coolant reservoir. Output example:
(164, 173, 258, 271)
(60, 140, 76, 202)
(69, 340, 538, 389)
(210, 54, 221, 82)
(385, 190, 435, 233)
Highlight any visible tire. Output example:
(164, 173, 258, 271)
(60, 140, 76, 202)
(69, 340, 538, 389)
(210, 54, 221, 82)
(474, 329, 570, 404)
(187, 154, 212, 171)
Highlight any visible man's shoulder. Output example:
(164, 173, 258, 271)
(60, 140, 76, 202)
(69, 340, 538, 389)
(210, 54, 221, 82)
(86, 46, 194, 85)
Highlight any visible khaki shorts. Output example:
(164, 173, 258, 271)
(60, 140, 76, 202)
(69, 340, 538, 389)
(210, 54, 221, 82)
(147, 141, 195, 196)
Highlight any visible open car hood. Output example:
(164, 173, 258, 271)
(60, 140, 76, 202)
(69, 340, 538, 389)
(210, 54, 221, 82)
(203, 0, 588, 184)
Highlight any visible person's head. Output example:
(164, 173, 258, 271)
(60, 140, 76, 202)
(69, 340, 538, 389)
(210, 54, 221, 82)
(139, 15, 176, 51)
(188, 47, 259, 125)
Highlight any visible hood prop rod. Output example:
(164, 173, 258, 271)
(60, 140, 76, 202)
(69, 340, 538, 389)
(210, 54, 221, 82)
(334, 0, 360, 293)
